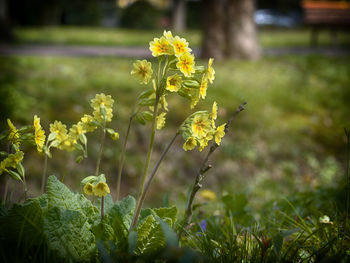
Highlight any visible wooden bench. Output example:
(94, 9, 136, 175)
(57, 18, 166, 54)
(302, 1, 350, 45)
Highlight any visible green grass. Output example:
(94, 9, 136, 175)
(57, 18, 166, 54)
(1, 54, 349, 204)
(12, 26, 350, 47)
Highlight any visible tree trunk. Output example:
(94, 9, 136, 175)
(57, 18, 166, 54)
(225, 0, 261, 59)
(172, 0, 186, 32)
(200, 0, 226, 60)
(0, 0, 13, 42)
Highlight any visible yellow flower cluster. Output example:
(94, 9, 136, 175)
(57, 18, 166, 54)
(48, 93, 118, 153)
(181, 102, 226, 152)
(7, 119, 20, 146)
(83, 181, 110, 197)
(131, 31, 216, 132)
(0, 151, 24, 175)
(34, 115, 46, 153)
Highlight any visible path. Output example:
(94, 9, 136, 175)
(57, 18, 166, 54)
(0, 44, 350, 57)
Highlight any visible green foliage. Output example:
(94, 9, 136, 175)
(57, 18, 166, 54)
(0, 176, 180, 261)
(44, 207, 95, 261)
(47, 175, 99, 223)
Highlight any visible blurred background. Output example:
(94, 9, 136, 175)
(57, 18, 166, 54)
(0, 0, 349, 211)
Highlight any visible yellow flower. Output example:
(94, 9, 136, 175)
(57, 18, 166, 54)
(176, 52, 195, 77)
(183, 137, 197, 151)
(131, 59, 153, 84)
(199, 74, 208, 99)
(93, 108, 113, 123)
(35, 129, 46, 152)
(33, 115, 45, 153)
(200, 189, 217, 201)
(160, 95, 168, 111)
(215, 123, 226, 145)
(170, 36, 192, 57)
(80, 114, 97, 132)
(198, 138, 209, 152)
(190, 89, 200, 109)
(7, 119, 20, 145)
(166, 74, 182, 92)
(0, 160, 8, 175)
(50, 120, 68, 142)
(149, 37, 174, 57)
(0, 151, 24, 175)
(207, 58, 215, 84)
(69, 123, 85, 141)
(93, 182, 110, 197)
(5, 151, 24, 169)
(163, 30, 173, 40)
(156, 112, 167, 130)
(60, 138, 75, 152)
(91, 93, 114, 110)
(211, 102, 217, 128)
(111, 132, 120, 141)
(91, 93, 114, 123)
(83, 183, 94, 196)
(191, 114, 211, 139)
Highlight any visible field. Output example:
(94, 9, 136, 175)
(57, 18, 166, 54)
(12, 26, 350, 47)
(1, 27, 350, 262)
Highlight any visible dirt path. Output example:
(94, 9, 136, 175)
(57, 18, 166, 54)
(0, 44, 349, 57)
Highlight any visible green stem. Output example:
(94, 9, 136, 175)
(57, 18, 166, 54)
(132, 132, 179, 230)
(22, 175, 27, 201)
(116, 115, 134, 201)
(95, 127, 106, 177)
(3, 177, 9, 205)
(345, 128, 350, 230)
(101, 196, 104, 220)
(41, 149, 48, 194)
(130, 93, 160, 230)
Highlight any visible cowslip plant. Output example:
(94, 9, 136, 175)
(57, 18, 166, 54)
(0, 30, 246, 262)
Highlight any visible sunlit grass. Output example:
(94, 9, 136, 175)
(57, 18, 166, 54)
(13, 26, 350, 47)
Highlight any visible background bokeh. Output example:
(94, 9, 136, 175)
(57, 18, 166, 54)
(0, 0, 349, 212)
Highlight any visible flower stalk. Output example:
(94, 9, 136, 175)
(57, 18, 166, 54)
(41, 139, 49, 194)
(101, 196, 105, 220)
(116, 115, 134, 201)
(96, 125, 106, 177)
(130, 131, 179, 230)
(131, 93, 160, 229)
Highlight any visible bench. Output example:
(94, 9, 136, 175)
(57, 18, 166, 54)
(302, 1, 350, 45)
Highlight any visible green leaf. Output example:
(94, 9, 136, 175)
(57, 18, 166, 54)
(177, 89, 192, 100)
(8, 170, 23, 181)
(75, 156, 83, 164)
(81, 175, 98, 185)
(183, 80, 200, 88)
(46, 176, 98, 223)
(135, 113, 146, 125)
(49, 139, 60, 148)
(79, 133, 87, 146)
(133, 214, 166, 255)
(128, 231, 138, 254)
(44, 207, 95, 262)
(157, 217, 178, 248)
(106, 196, 136, 248)
(153, 206, 178, 227)
(0, 200, 44, 246)
(16, 163, 25, 177)
(141, 111, 153, 122)
(137, 89, 154, 100)
(106, 128, 115, 135)
(138, 98, 156, 107)
(47, 132, 57, 142)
